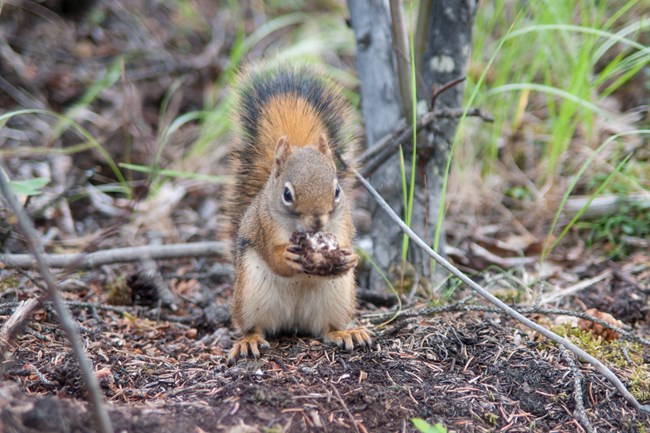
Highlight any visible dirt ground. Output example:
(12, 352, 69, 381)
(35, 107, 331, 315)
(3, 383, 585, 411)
(1, 256, 650, 432)
(1, 1, 649, 432)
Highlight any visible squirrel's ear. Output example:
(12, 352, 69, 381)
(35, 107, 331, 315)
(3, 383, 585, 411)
(317, 134, 332, 157)
(273, 136, 291, 175)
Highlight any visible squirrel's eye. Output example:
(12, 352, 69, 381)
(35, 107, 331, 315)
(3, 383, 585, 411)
(334, 183, 341, 203)
(282, 184, 294, 205)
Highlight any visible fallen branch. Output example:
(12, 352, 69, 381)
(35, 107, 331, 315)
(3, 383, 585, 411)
(357, 288, 399, 308)
(0, 164, 114, 433)
(563, 192, 650, 219)
(354, 168, 650, 414)
(0, 298, 43, 367)
(0, 241, 229, 269)
(369, 301, 650, 347)
(1, 299, 221, 327)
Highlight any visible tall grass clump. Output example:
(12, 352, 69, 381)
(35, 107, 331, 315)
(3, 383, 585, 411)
(463, 0, 648, 182)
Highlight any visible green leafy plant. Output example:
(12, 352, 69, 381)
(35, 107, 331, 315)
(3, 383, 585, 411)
(411, 418, 447, 433)
(579, 200, 650, 260)
(541, 130, 648, 261)
(7, 177, 50, 197)
(0, 110, 128, 197)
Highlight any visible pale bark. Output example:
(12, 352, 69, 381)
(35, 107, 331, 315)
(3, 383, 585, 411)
(348, 0, 477, 290)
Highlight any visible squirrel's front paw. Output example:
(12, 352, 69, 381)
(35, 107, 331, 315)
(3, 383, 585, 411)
(330, 248, 359, 275)
(284, 244, 306, 273)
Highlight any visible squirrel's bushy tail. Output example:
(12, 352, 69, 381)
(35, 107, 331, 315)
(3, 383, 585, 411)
(225, 65, 357, 236)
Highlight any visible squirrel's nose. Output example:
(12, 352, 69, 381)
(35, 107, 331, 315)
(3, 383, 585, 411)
(308, 214, 328, 232)
(311, 215, 323, 231)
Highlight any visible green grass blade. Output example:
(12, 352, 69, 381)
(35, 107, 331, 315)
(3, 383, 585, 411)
(0, 142, 97, 158)
(547, 152, 635, 256)
(402, 5, 419, 264)
(118, 162, 227, 183)
(504, 24, 647, 53)
(593, 19, 649, 63)
(399, 145, 409, 262)
(541, 129, 650, 261)
(487, 83, 607, 117)
(0, 108, 129, 197)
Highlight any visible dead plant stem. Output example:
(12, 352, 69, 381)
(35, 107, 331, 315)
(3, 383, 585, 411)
(561, 347, 596, 433)
(0, 162, 115, 433)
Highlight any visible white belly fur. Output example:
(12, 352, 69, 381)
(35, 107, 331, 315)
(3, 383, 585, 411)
(238, 249, 354, 337)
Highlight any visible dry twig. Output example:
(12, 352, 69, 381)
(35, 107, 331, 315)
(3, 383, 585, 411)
(0, 163, 114, 433)
(377, 303, 650, 347)
(357, 107, 492, 178)
(561, 348, 596, 433)
(0, 241, 229, 269)
(331, 385, 361, 433)
(354, 168, 650, 415)
(0, 298, 42, 365)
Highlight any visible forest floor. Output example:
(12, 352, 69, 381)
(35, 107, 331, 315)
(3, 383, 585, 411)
(1, 1, 649, 433)
(1, 253, 649, 433)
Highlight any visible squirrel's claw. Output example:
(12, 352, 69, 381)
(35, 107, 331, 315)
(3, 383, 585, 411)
(228, 332, 270, 363)
(284, 249, 306, 273)
(325, 328, 372, 351)
(331, 250, 359, 275)
(284, 244, 358, 276)
(286, 245, 303, 254)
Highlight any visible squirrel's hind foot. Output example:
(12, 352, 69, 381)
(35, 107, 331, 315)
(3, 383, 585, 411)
(325, 328, 372, 351)
(228, 332, 270, 362)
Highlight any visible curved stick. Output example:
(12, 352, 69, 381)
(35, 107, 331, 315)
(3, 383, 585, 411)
(354, 168, 650, 415)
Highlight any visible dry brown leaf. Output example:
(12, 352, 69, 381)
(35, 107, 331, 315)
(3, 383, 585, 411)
(578, 308, 623, 341)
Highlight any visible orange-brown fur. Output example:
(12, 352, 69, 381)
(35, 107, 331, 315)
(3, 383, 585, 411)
(225, 66, 357, 240)
(228, 95, 330, 233)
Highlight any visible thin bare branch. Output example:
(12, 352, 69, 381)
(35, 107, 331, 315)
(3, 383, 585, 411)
(0, 241, 229, 269)
(430, 76, 465, 110)
(357, 107, 492, 178)
(0, 163, 115, 433)
(561, 348, 596, 433)
(354, 168, 650, 415)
